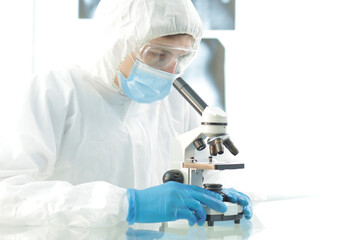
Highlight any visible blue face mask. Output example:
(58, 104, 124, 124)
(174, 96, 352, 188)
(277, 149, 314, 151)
(118, 60, 179, 104)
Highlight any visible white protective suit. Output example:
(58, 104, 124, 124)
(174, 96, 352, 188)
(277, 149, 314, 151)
(0, 0, 203, 226)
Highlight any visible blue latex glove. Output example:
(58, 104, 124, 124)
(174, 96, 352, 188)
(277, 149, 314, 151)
(222, 188, 253, 220)
(127, 181, 227, 226)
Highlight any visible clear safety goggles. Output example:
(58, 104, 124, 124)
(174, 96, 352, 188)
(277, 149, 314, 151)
(135, 42, 197, 75)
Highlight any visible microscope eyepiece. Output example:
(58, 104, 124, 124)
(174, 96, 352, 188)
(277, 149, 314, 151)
(173, 77, 208, 116)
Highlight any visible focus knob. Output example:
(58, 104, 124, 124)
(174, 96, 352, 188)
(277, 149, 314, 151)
(162, 170, 184, 183)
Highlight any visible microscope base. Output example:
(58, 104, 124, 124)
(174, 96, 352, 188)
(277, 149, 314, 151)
(204, 202, 243, 226)
(206, 212, 243, 226)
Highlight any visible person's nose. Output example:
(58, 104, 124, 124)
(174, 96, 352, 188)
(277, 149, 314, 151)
(161, 61, 177, 74)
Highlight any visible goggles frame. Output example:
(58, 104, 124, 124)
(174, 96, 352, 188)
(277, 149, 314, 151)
(135, 41, 197, 74)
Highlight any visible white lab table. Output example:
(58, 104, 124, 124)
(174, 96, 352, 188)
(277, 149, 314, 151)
(1, 195, 359, 239)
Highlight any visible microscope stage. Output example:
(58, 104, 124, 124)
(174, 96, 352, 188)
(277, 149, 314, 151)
(182, 162, 244, 170)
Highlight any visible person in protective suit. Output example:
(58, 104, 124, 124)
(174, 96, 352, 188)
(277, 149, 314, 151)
(0, 0, 252, 226)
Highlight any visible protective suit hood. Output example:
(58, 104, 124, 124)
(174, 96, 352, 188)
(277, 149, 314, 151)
(85, 0, 203, 91)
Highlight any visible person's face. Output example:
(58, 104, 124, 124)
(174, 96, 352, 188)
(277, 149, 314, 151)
(118, 34, 195, 83)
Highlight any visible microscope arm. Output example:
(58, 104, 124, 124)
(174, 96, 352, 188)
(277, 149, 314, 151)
(170, 127, 202, 169)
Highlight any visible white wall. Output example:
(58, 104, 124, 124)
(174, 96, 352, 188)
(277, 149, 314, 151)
(32, 0, 89, 73)
(221, 0, 360, 198)
(0, 1, 34, 137)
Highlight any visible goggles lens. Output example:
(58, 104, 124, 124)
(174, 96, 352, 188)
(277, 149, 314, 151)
(136, 43, 196, 74)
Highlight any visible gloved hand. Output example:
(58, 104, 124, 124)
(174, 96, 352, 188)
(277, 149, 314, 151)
(222, 188, 253, 220)
(127, 181, 227, 226)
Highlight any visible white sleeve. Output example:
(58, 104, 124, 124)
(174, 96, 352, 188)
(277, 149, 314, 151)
(0, 175, 128, 226)
(0, 72, 128, 226)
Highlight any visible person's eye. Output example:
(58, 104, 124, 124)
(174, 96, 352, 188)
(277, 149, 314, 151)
(149, 50, 165, 58)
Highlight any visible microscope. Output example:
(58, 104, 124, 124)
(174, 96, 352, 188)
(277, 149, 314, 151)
(163, 77, 245, 226)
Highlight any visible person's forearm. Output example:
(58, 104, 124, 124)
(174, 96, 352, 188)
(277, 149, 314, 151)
(0, 175, 128, 226)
